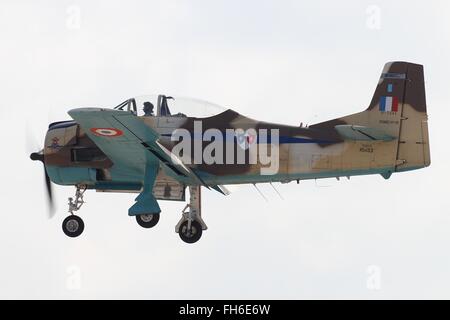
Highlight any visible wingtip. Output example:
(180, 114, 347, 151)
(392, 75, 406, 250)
(68, 107, 104, 115)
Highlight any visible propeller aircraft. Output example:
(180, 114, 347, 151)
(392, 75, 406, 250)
(30, 61, 430, 243)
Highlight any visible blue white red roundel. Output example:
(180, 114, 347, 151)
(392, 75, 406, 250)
(90, 128, 123, 137)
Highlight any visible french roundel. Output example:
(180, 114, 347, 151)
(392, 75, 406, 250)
(90, 128, 123, 137)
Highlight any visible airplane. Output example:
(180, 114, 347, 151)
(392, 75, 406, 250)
(30, 61, 430, 244)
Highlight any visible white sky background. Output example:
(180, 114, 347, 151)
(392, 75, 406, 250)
(0, 0, 449, 299)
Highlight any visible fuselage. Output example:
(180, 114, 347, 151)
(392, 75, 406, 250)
(44, 106, 426, 193)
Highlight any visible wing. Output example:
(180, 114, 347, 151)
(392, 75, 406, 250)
(68, 108, 207, 186)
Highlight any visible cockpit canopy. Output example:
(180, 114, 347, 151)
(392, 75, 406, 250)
(114, 94, 226, 118)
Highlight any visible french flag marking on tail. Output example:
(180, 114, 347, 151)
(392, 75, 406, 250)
(379, 96, 399, 112)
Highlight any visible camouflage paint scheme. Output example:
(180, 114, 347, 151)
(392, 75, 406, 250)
(43, 62, 430, 201)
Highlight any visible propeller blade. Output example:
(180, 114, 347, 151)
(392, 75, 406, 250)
(44, 167, 55, 218)
(30, 150, 56, 218)
(25, 121, 42, 155)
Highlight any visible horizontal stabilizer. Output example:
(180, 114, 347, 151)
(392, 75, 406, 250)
(335, 125, 395, 141)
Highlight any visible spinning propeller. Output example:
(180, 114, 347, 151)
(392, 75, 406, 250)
(30, 150, 55, 218)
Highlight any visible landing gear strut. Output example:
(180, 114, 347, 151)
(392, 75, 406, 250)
(62, 185, 86, 238)
(176, 186, 207, 244)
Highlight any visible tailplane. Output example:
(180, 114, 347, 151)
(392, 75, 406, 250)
(312, 61, 431, 174)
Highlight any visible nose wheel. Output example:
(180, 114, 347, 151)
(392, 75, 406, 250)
(62, 185, 87, 238)
(62, 215, 84, 237)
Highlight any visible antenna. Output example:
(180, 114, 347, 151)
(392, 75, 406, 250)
(253, 183, 268, 202)
(269, 182, 284, 200)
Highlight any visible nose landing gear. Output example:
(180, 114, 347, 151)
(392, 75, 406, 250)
(62, 185, 86, 238)
(62, 215, 84, 237)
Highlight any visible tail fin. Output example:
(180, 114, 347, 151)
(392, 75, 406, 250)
(314, 61, 431, 173)
(391, 62, 430, 171)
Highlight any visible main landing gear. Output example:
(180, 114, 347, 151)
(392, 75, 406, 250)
(133, 185, 207, 244)
(135, 213, 160, 228)
(175, 185, 207, 244)
(62, 185, 86, 238)
(178, 219, 203, 244)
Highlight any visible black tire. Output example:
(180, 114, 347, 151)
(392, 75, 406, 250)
(62, 215, 84, 238)
(136, 213, 160, 228)
(179, 220, 202, 244)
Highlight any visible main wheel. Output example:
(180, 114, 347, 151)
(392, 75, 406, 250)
(136, 213, 160, 229)
(62, 215, 84, 238)
(179, 220, 202, 244)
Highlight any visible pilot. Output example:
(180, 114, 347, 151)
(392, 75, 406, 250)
(143, 101, 154, 116)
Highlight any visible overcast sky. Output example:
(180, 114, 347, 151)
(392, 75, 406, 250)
(1, 0, 449, 299)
